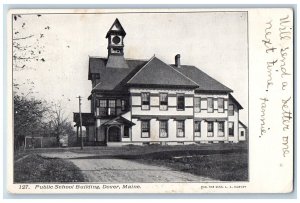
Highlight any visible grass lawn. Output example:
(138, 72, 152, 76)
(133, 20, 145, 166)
(14, 154, 85, 183)
(134, 151, 248, 181)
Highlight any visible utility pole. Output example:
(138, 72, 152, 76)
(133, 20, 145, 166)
(77, 96, 83, 150)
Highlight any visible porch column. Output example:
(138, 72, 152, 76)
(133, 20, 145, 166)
(106, 127, 109, 143)
(120, 125, 124, 141)
(86, 126, 89, 141)
(76, 126, 79, 141)
(96, 119, 101, 142)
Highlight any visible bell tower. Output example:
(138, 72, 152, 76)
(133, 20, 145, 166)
(106, 18, 126, 56)
(105, 18, 129, 68)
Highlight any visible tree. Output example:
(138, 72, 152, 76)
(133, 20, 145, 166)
(12, 14, 51, 150)
(48, 102, 76, 146)
(12, 14, 49, 71)
(14, 95, 49, 150)
(12, 14, 76, 149)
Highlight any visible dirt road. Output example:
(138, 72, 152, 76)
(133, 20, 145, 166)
(41, 152, 214, 183)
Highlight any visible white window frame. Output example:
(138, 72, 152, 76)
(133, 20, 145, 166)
(218, 98, 224, 113)
(194, 121, 201, 137)
(141, 92, 150, 110)
(207, 98, 214, 113)
(176, 120, 185, 137)
(194, 97, 201, 113)
(141, 120, 150, 138)
(159, 120, 168, 138)
(159, 93, 168, 111)
(207, 121, 214, 137)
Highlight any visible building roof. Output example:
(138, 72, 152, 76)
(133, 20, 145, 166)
(127, 57, 199, 88)
(229, 94, 243, 109)
(171, 65, 232, 93)
(89, 56, 233, 93)
(89, 57, 147, 91)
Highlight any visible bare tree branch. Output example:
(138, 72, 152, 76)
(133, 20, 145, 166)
(13, 34, 34, 41)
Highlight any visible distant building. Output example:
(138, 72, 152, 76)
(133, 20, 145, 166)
(74, 18, 247, 146)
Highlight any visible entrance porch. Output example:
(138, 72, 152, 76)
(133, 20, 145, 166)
(73, 113, 105, 146)
(102, 116, 135, 145)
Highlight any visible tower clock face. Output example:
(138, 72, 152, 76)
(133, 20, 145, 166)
(112, 36, 121, 44)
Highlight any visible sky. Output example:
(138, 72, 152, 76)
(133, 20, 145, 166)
(13, 11, 248, 124)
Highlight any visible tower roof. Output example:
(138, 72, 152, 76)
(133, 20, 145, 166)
(106, 18, 126, 38)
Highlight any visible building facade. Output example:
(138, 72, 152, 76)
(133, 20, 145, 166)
(74, 19, 247, 146)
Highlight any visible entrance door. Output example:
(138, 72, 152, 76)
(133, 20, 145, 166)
(108, 126, 121, 142)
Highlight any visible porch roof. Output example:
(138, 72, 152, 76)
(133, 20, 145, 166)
(102, 116, 135, 127)
(73, 113, 95, 126)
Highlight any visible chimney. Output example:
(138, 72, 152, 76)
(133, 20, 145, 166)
(175, 54, 181, 68)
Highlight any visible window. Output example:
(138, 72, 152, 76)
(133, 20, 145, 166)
(121, 100, 126, 111)
(177, 120, 185, 137)
(100, 99, 106, 107)
(229, 122, 234, 136)
(99, 99, 107, 115)
(207, 98, 214, 113)
(228, 104, 234, 116)
(241, 131, 245, 137)
(201, 99, 207, 110)
(207, 121, 214, 137)
(177, 94, 185, 110)
(124, 126, 129, 138)
(194, 121, 201, 137)
(159, 121, 168, 138)
(108, 100, 116, 115)
(218, 122, 225, 137)
(141, 120, 150, 138)
(218, 98, 224, 113)
(141, 93, 150, 110)
(96, 99, 100, 107)
(95, 99, 99, 116)
(194, 97, 201, 112)
(159, 93, 168, 110)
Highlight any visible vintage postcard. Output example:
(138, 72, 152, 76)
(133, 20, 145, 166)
(6, 8, 293, 194)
